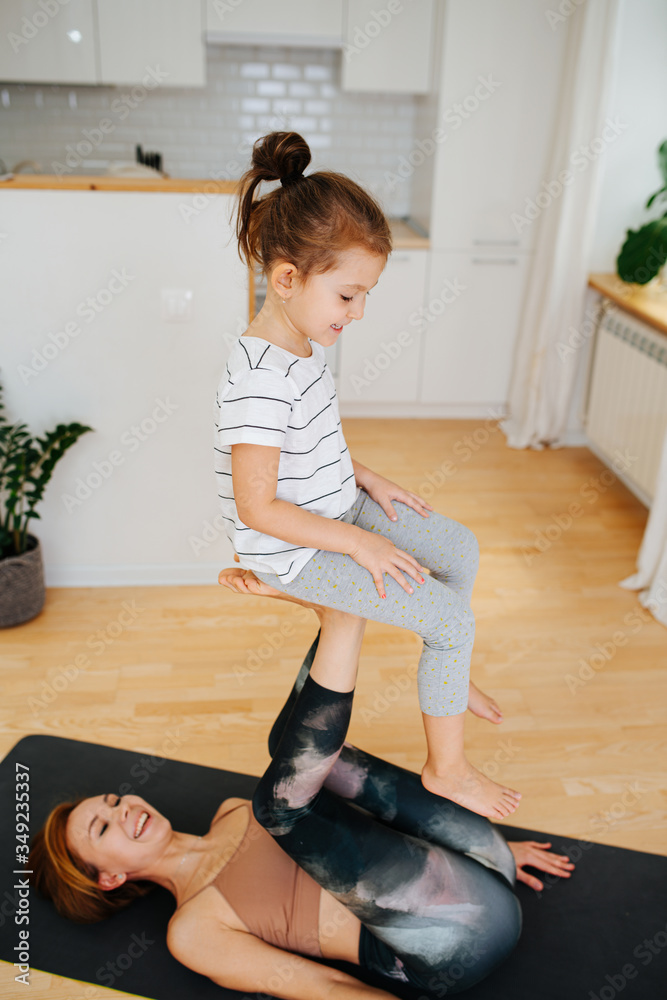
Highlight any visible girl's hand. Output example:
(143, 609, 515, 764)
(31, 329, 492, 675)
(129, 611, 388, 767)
(361, 471, 433, 521)
(507, 841, 575, 891)
(349, 530, 426, 600)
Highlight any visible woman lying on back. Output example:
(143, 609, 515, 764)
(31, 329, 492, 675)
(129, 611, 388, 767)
(30, 582, 573, 998)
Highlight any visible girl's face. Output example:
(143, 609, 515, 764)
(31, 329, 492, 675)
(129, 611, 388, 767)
(278, 246, 387, 350)
(66, 793, 169, 887)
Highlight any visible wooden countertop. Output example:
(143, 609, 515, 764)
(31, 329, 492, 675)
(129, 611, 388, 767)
(589, 272, 667, 338)
(0, 173, 239, 193)
(388, 217, 429, 249)
(0, 174, 429, 247)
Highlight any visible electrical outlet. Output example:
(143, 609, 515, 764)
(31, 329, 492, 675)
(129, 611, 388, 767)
(161, 289, 194, 322)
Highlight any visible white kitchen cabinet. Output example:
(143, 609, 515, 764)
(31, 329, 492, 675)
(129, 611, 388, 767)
(342, 0, 434, 93)
(338, 250, 427, 404)
(205, 0, 344, 46)
(96, 0, 205, 87)
(419, 250, 530, 407)
(0, 0, 205, 87)
(0, 0, 98, 84)
(430, 0, 566, 252)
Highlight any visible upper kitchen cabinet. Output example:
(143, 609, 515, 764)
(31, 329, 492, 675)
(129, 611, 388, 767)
(430, 0, 567, 252)
(0, 0, 205, 87)
(0, 0, 98, 84)
(205, 0, 344, 47)
(342, 0, 434, 93)
(96, 0, 205, 87)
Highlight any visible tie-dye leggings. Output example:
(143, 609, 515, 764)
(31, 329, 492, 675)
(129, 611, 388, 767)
(255, 489, 479, 717)
(253, 633, 522, 996)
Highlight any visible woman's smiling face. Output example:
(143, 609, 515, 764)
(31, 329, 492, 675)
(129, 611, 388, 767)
(66, 793, 169, 885)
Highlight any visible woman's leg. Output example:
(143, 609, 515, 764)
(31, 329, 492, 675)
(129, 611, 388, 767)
(268, 630, 516, 887)
(253, 610, 521, 996)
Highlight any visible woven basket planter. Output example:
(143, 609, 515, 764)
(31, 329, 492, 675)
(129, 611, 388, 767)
(0, 535, 46, 628)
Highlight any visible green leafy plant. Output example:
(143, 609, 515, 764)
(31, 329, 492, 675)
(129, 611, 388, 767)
(617, 139, 667, 284)
(0, 380, 93, 559)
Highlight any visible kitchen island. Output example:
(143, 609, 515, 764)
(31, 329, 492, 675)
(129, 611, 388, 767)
(1, 176, 427, 587)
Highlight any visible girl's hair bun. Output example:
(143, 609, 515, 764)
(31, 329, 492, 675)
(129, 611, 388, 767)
(252, 131, 311, 186)
(234, 130, 392, 280)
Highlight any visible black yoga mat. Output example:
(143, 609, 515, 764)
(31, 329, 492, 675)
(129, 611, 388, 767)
(1, 735, 666, 1000)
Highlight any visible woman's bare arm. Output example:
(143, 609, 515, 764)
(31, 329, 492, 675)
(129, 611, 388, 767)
(167, 917, 398, 1000)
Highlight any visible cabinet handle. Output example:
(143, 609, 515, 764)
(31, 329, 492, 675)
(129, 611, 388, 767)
(471, 257, 519, 265)
(472, 239, 520, 246)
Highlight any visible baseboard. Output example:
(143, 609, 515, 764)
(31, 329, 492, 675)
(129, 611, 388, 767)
(339, 401, 509, 419)
(44, 564, 223, 588)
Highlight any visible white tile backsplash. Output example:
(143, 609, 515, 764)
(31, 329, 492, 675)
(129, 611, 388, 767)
(0, 43, 418, 216)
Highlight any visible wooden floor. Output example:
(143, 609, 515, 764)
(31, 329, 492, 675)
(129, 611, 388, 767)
(2, 419, 666, 998)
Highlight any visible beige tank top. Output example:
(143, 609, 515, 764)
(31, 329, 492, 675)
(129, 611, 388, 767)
(176, 803, 322, 957)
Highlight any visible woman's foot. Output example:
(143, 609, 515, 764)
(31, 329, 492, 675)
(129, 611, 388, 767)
(218, 564, 286, 599)
(468, 680, 503, 724)
(421, 758, 521, 820)
(218, 565, 362, 628)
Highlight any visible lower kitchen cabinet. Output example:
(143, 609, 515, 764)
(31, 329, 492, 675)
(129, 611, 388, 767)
(337, 249, 428, 404)
(419, 250, 530, 408)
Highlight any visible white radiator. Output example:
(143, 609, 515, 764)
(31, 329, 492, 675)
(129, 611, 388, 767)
(585, 306, 667, 507)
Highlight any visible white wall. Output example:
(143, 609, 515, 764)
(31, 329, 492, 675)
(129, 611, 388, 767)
(589, 0, 667, 271)
(1, 189, 248, 585)
(564, 0, 667, 442)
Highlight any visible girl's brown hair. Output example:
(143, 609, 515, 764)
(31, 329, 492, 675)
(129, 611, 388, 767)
(235, 131, 393, 282)
(29, 798, 155, 923)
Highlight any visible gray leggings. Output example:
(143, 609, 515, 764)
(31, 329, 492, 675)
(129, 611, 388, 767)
(256, 489, 480, 717)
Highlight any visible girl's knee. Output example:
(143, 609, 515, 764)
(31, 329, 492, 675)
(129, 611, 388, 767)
(449, 521, 479, 563)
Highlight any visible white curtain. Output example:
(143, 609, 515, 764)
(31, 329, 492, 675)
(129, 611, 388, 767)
(500, 0, 622, 449)
(619, 428, 667, 627)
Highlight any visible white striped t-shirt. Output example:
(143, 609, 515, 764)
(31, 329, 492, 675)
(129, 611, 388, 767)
(214, 335, 360, 582)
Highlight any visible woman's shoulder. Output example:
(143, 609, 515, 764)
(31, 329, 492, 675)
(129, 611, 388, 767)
(210, 796, 249, 826)
(167, 798, 251, 937)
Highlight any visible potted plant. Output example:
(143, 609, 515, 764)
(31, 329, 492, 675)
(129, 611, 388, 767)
(0, 381, 93, 628)
(616, 138, 667, 287)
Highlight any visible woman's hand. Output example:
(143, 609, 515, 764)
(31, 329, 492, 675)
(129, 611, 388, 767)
(348, 530, 426, 600)
(357, 468, 434, 521)
(507, 841, 575, 891)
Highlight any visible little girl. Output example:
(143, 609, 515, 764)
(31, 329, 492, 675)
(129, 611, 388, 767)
(215, 131, 521, 820)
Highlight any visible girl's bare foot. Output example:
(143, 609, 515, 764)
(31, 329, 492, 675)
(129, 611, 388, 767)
(468, 680, 503, 724)
(421, 758, 521, 820)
